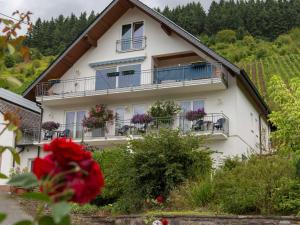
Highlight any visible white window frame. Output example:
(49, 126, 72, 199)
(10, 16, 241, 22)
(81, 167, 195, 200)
(120, 21, 145, 51)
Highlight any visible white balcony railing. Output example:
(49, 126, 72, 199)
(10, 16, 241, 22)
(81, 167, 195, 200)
(36, 63, 227, 100)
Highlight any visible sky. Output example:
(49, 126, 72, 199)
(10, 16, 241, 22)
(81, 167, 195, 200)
(0, 0, 215, 23)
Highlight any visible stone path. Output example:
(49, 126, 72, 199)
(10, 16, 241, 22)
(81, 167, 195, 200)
(0, 192, 32, 225)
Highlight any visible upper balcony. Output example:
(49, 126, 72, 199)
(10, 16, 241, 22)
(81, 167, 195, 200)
(36, 63, 228, 105)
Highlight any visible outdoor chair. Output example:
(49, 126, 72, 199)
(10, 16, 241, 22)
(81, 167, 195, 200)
(58, 129, 71, 138)
(44, 130, 54, 140)
(214, 118, 226, 130)
(117, 125, 131, 136)
(192, 119, 204, 131)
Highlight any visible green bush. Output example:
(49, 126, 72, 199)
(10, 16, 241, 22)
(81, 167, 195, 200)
(148, 100, 181, 118)
(130, 129, 212, 198)
(32, 60, 41, 68)
(215, 29, 237, 43)
(4, 55, 16, 68)
(92, 147, 134, 206)
(213, 155, 297, 215)
(71, 203, 99, 214)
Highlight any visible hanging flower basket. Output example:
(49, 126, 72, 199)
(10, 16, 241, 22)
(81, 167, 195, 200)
(185, 108, 206, 121)
(131, 114, 153, 124)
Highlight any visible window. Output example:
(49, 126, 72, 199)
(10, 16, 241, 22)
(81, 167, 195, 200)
(133, 104, 147, 115)
(95, 64, 141, 90)
(65, 111, 86, 138)
(179, 100, 205, 132)
(121, 22, 144, 51)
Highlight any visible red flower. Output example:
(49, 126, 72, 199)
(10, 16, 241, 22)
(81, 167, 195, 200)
(160, 219, 169, 225)
(33, 138, 104, 204)
(156, 195, 164, 204)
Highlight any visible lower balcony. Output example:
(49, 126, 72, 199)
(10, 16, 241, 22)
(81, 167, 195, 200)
(34, 113, 229, 146)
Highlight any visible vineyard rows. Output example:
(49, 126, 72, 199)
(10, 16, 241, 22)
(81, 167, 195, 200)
(241, 54, 300, 99)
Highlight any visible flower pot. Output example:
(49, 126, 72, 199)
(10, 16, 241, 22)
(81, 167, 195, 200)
(13, 187, 27, 196)
(92, 128, 105, 137)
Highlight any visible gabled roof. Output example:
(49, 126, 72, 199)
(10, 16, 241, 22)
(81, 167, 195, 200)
(0, 88, 40, 114)
(22, 0, 270, 116)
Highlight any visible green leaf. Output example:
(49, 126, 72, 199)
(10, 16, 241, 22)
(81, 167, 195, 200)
(13, 220, 33, 225)
(11, 149, 20, 165)
(0, 213, 6, 223)
(39, 215, 71, 225)
(7, 43, 15, 55)
(38, 216, 54, 225)
(0, 173, 8, 179)
(51, 202, 71, 224)
(22, 192, 50, 203)
(8, 173, 38, 189)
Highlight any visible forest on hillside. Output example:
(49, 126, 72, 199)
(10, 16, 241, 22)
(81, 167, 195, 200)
(26, 0, 300, 56)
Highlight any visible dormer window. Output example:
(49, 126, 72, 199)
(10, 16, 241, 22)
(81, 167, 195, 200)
(117, 21, 146, 52)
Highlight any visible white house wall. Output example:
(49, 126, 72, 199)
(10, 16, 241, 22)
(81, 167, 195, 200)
(0, 113, 14, 185)
(41, 72, 268, 158)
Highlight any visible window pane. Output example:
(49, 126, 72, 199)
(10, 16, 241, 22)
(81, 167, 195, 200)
(122, 24, 132, 50)
(66, 112, 75, 137)
(76, 111, 86, 138)
(118, 64, 141, 88)
(95, 68, 117, 90)
(193, 100, 204, 110)
(133, 22, 144, 49)
(133, 105, 147, 115)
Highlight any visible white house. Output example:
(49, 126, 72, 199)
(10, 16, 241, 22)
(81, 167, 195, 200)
(22, 0, 270, 164)
(0, 88, 41, 187)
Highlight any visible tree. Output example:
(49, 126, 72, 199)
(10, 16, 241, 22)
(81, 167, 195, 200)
(267, 75, 300, 152)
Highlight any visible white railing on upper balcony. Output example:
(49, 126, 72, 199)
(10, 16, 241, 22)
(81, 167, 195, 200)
(35, 63, 227, 98)
(116, 36, 147, 52)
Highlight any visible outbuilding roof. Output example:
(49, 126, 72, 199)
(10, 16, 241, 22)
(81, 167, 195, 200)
(0, 88, 40, 114)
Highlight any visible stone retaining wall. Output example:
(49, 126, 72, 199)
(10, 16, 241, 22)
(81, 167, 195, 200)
(86, 215, 300, 225)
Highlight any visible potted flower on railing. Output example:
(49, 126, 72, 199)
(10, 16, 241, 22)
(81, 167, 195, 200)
(185, 108, 206, 131)
(41, 121, 60, 140)
(131, 113, 153, 134)
(148, 100, 181, 128)
(83, 104, 114, 137)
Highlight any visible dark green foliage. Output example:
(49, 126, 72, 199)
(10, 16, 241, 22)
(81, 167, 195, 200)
(213, 155, 300, 215)
(130, 129, 212, 198)
(157, 0, 300, 40)
(92, 129, 211, 214)
(4, 55, 15, 68)
(26, 12, 97, 56)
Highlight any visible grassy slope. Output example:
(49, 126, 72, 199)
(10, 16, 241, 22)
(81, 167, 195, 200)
(0, 56, 53, 94)
(208, 28, 300, 102)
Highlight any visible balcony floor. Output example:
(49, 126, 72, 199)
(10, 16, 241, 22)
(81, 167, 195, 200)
(36, 78, 227, 106)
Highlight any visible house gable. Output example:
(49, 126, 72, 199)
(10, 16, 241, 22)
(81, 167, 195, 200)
(22, 0, 270, 117)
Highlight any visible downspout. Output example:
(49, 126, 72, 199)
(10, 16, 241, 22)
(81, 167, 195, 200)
(259, 115, 262, 155)
(37, 103, 43, 158)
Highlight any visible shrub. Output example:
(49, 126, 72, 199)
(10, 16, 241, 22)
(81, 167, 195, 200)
(130, 129, 212, 199)
(213, 155, 297, 215)
(215, 29, 237, 43)
(4, 55, 16, 68)
(32, 60, 41, 68)
(148, 100, 181, 118)
(92, 147, 134, 206)
(71, 203, 99, 214)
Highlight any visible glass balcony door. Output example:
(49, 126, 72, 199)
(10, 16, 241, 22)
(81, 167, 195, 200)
(65, 111, 86, 139)
(121, 22, 144, 51)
